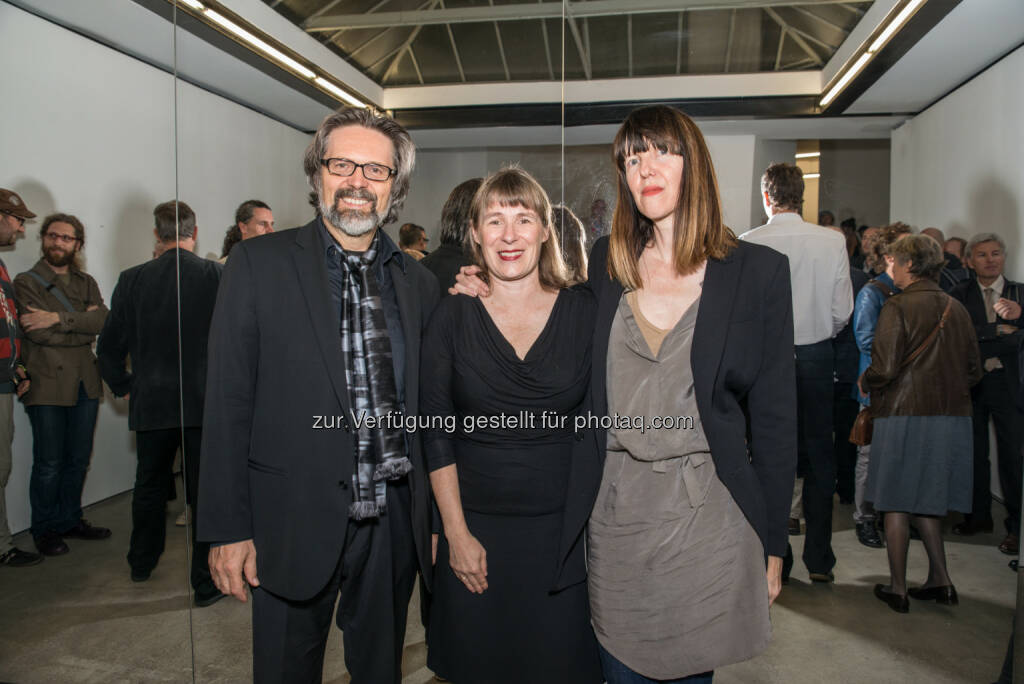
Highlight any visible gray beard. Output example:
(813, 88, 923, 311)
(320, 192, 383, 237)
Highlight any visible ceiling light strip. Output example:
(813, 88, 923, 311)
(803, 173, 821, 179)
(819, 0, 927, 109)
(794, 152, 820, 159)
(174, 0, 367, 108)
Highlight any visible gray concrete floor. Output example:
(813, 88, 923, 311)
(0, 491, 1015, 683)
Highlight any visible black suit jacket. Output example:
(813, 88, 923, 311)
(420, 242, 471, 300)
(96, 249, 222, 431)
(553, 237, 798, 590)
(197, 221, 440, 601)
(950, 278, 1024, 395)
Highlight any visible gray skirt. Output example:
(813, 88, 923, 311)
(865, 415, 973, 515)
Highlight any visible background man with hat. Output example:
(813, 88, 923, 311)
(0, 188, 39, 567)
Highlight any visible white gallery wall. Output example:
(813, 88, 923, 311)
(891, 45, 1024, 268)
(0, 3, 310, 534)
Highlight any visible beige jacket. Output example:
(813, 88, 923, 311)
(13, 260, 108, 407)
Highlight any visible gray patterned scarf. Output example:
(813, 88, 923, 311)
(339, 235, 411, 519)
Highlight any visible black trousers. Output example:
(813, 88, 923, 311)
(128, 427, 212, 591)
(795, 341, 836, 575)
(833, 381, 859, 502)
(252, 478, 417, 684)
(969, 369, 1023, 534)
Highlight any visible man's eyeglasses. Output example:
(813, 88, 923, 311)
(43, 232, 78, 245)
(321, 158, 395, 182)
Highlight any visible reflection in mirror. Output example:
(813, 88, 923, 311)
(162, 0, 567, 681)
(0, 1, 193, 681)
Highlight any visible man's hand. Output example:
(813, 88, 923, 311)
(448, 265, 489, 298)
(20, 306, 60, 331)
(766, 555, 783, 605)
(86, 304, 100, 312)
(15, 367, 29, 398)
(856, 372, 867, 398)
(994, 298, 1022, 322)
(209, 539, 260, 602)
(432, 533, 438, 565)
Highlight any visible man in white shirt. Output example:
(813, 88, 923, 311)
(740, 163, 853, 583)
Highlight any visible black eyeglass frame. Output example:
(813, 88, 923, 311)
(320, 158, 396, 182)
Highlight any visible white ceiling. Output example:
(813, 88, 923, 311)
(847, 0, 1024, 114)
(8, 0, 1020, 137)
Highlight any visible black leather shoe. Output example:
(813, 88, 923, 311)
(856, 522, 885, 548)
(62, 520, 112, 540)
(0, 546, 44, 567)
(874, 584, 909, 613)
(788, 518, 802, 536)
(809, 571, 835, 583)
(953, 518, 994, 536)
(35, 534, 69, 556)
(194, 587, 226, 608)
(131, 567, 151, 582)
(908, 584, 958, 605)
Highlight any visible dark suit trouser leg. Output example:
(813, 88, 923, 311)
(984, 371, 1024, 535)
(128, 429, 178, 572)
(251, 479, 416, 684)
(970, 383, 994, 525)
(181, 427, 213, 592)
(796, 342, 836, 575)
(833, 382, 858, 501)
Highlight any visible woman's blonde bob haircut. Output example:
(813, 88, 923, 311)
(608, 105, 737, 289)
(466, 166, 569, 291)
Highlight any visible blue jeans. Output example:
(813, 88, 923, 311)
(598, 642, 713, 684)
(27, 383, 99, 538)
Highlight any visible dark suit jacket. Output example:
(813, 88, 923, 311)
(96, 249, 222, 431)
(197, 221, 440, 602)
(553, 237, 798, 590)
(950, 277, 1024, 395)
(420, 242, 471, 300)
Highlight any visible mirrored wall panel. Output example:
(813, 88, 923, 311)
(0, 0, 193, 681)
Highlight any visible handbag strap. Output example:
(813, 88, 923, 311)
(868, 278, 894, 298)
(900, 295, 953, 368)
(23, 270, 75, 312)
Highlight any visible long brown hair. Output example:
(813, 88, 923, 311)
(466, 167, 568, 291)
(608, 106, 736, 289)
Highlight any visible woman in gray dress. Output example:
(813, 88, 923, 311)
(860, 233, 982, 612)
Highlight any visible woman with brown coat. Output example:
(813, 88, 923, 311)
(861, 233, 982, 613)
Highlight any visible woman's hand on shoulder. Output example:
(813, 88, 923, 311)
(449, 265, 489, 298)
(446, 528, 489, 593)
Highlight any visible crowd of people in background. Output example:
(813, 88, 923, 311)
(0, 102, 1022, 684)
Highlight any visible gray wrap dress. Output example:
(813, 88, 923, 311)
(587, 292, 771, 679)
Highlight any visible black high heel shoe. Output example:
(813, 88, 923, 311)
(874, 584, 909, 613)
(907, 585, 958, 605)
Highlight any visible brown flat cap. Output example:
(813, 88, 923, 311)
(0, 189, 36, 219)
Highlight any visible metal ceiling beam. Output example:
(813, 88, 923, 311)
(675, 12, 683, 74)
(539, 2, 554, 81)
(724, 8, 736, 73)
(305, 0, 860, 31)
(380, 1, 440, 83)
(774, 27, 785, 70)
(563, 4, 592, 80)
(764, 7, 822, 66)
(326, 0, 395, 57)
(440, 1, 467, 83)
(790, 5, 847, 33)
(409, 46, 424, 84)
(487, 0, 511, 81)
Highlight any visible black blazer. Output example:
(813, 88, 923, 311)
(97, 249, 222, 431)
(553, 237, 798, 590)
(197, 221, 440, 601)
(950, 278, 1024, 395)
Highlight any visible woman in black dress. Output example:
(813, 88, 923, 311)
(421, 167, 601, 684)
